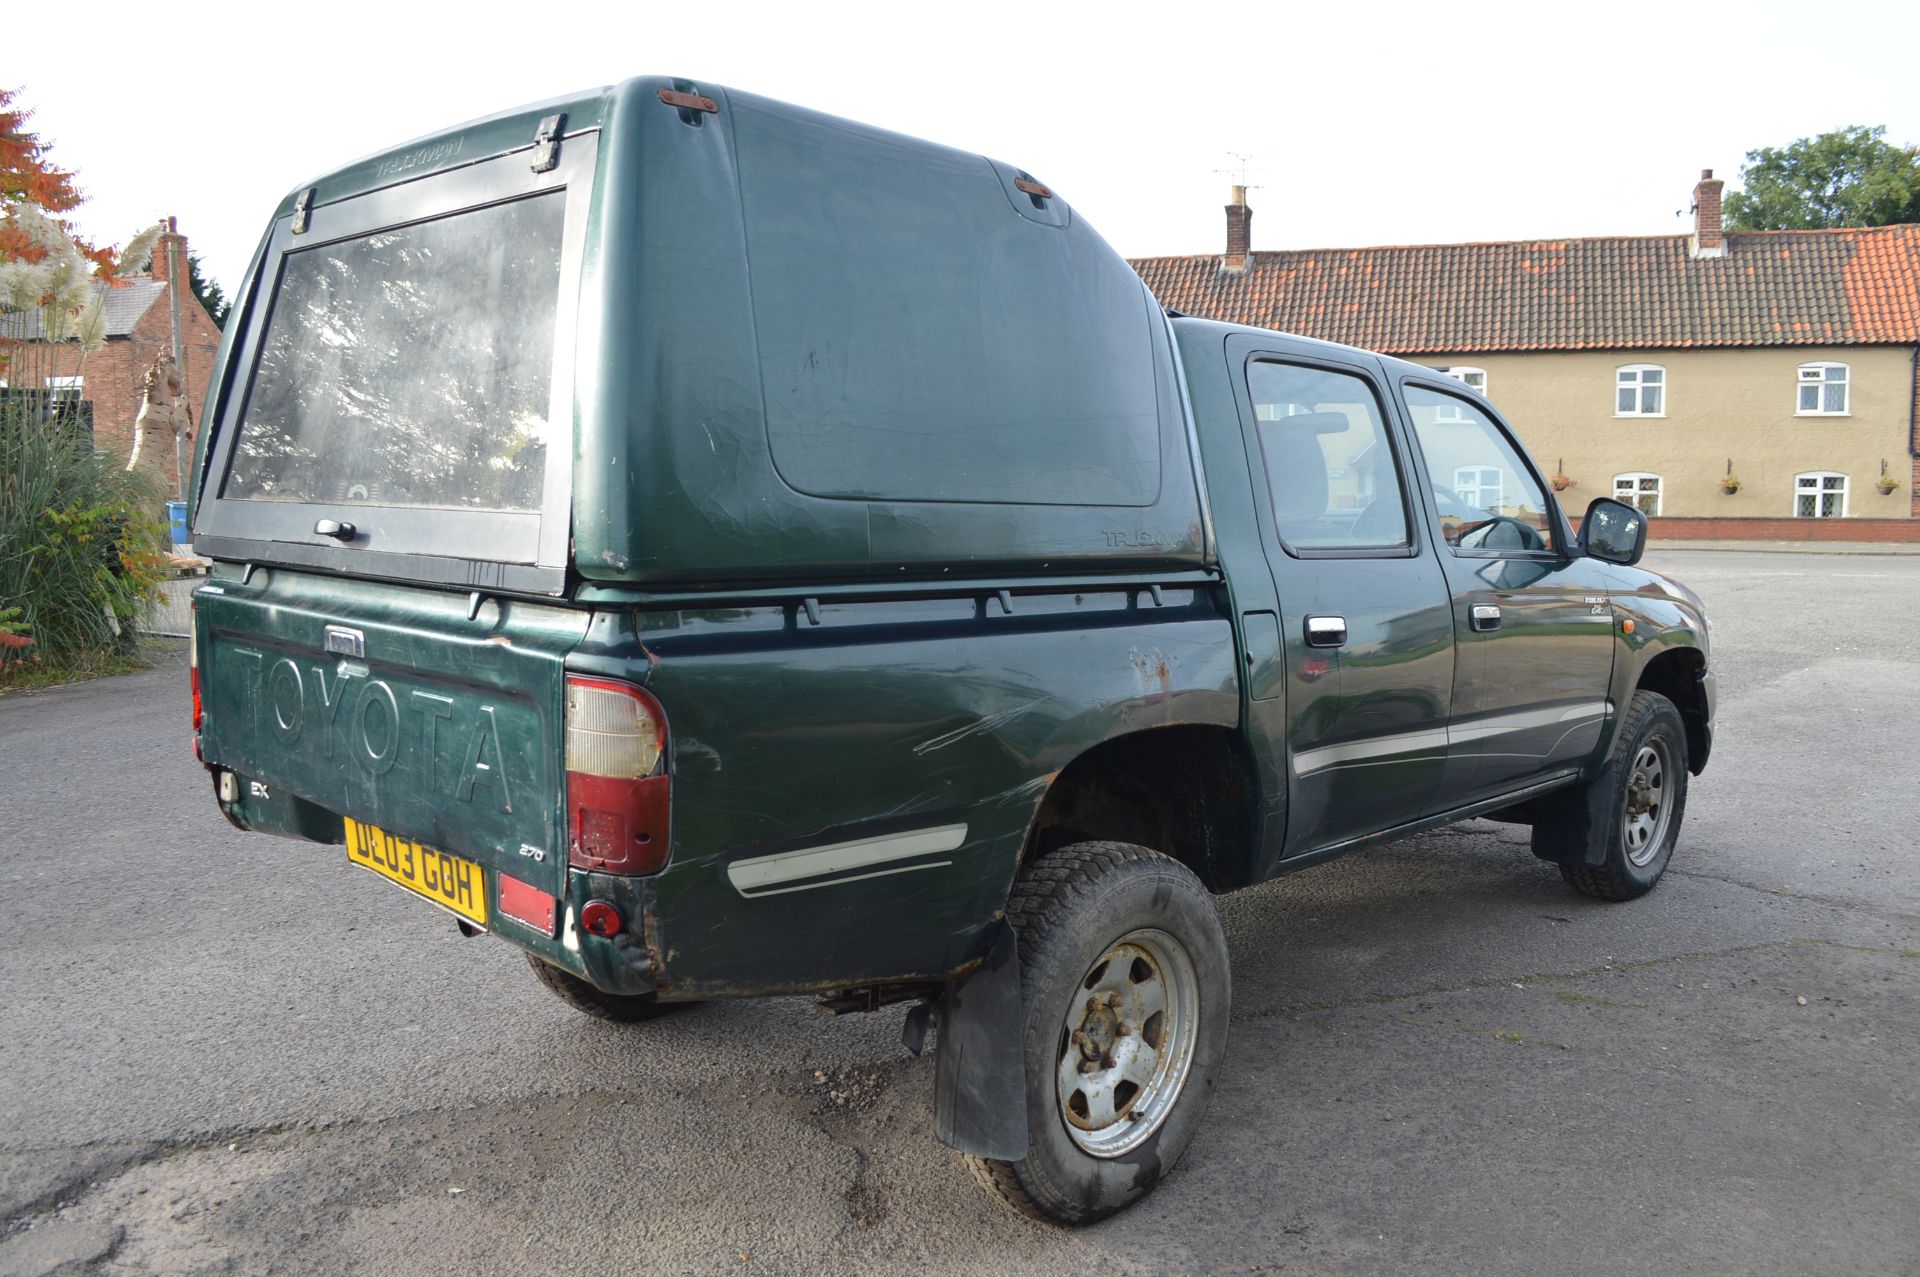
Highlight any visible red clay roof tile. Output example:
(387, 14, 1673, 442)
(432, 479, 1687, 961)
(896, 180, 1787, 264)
(1129, 225, 1920, 353)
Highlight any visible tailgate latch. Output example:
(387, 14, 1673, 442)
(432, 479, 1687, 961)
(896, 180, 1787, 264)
(531, 113, 566, 174)
(324, 626, 365, 659)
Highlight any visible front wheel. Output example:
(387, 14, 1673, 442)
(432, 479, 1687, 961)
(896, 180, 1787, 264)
(1534, 689, 1689, 901)
(963, 842, 1230, 1225)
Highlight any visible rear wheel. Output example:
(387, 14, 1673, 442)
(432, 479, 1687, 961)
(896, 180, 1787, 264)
(525, 954, 687, 1023)
(963, 842, 1229, 1225)
(1534, 689, 1689, 901)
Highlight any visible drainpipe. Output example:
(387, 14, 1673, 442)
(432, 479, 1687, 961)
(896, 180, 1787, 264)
(166, 217, 185, 501)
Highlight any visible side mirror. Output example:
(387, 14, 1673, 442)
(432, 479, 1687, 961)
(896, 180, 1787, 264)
(1579, 497, 1648, 566)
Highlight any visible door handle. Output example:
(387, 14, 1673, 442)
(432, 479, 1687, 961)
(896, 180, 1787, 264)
(1470, 604, 1502, 632)
(1304, 615, 1347, 648)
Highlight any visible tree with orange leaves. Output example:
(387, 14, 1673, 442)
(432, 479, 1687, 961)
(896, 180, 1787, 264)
(1, 87, 85, 215)
(0, 88, 130, 278)
(2, 90, 158, 376)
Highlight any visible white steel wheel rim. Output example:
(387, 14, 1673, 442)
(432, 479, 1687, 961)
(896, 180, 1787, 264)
(1054, 927, 1200, 1159)
(1622, 739, 1675, 868)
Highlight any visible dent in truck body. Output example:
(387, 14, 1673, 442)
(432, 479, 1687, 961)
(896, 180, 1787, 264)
(563, 584, 1239, 1000)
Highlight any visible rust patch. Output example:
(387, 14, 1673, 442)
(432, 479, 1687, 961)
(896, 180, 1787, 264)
(658, 88, 718, 114)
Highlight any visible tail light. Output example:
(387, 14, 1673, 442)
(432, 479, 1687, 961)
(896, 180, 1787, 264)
(565, 675, 670, 875)
(189, 601, 203, 759)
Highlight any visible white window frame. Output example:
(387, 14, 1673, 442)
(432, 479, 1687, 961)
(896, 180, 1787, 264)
(1794, 471, 1847, 518)
(1612, 472, 1663, 516)
(1796, 362, 1850, 416)
(1615, 364, 1666, 418)
(1455, 465, 1503, 511)
(44, 375, 84, 402)
(1433, 367, 1488, 423)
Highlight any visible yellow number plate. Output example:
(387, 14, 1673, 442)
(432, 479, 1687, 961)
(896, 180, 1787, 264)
(345, 818, 489, 925)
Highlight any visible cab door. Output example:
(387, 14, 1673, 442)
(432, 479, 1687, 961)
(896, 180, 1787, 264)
(1227, 338, 1456, 855)
(1394, 377, 1616, 803)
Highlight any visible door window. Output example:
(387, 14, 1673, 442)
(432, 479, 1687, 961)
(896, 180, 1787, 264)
(1247, 361, 1410, 551)
(1405, 385, 1556, 554)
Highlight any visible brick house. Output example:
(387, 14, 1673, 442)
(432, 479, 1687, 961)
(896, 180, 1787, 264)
(1, 222, 222, 498)
(1131, 176, 1920, 538)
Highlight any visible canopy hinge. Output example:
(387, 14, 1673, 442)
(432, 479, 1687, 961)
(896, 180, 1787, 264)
(531, 113, 566, 174)
(291, 188, 314, 235)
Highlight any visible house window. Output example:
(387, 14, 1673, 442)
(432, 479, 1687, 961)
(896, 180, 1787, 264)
(1796, 363, 1849, 415)
(1794, 471, 1847, 518)
(45, 375, 84, 402)
(1434, 367, 1487, 423)
(1615, 365, 1664, 416)
(1613, 472, 1662, 515)
(1454, 465, 1504, 511)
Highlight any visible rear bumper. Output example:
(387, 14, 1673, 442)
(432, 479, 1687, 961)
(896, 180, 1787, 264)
(207, 763, 662, 996)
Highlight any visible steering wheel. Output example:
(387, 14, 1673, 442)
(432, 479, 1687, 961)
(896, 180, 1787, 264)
(1348, 496, 1408, 546)
(1454, 515, 1546, 553)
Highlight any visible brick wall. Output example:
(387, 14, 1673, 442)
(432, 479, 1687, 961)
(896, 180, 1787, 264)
(1912, 350, 1920, 519)
(1643, 516, 1920, 543)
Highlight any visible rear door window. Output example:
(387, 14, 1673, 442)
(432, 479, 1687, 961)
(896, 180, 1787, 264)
(1247, 360, 1411, 552)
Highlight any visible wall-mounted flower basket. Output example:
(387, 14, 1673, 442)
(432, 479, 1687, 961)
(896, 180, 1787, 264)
(1719, 475, 1743, 495)
(1878, 477, 1901, 496)
(1550, 473, 1576, 492)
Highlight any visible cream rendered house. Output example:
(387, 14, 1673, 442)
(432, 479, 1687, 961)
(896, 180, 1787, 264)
(1132, 175, 1920, 534)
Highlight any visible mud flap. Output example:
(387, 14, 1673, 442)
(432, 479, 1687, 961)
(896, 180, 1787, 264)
(933, 922, 1029, 1160)
(1529, 778, 1615, 869)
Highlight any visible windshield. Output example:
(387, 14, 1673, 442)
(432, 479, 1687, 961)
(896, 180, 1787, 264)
(223, 191, 565, 513)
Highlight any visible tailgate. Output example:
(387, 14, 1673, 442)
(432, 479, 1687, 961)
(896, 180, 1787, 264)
(195, 568, 589, 896)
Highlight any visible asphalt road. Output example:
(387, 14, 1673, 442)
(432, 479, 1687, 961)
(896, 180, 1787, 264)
(2, 550, 1916, 1276)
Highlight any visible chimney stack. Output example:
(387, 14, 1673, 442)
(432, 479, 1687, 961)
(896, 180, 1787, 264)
(151, 216, 186, 283)
(1224, 185, 1252, 272)
(1691, 170, 1725, 259)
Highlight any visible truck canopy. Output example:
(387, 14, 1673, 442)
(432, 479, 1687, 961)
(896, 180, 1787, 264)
(192, 77, 1209, 594)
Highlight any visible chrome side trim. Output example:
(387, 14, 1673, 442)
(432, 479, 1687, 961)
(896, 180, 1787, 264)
(727, 824, 968, 898)
(1294, 728, 1450, 776)
(1448, 701, 1610, 745)
(1293, 702, 1611, 777)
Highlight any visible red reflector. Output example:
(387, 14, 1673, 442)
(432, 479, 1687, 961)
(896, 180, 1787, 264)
(580, 899, 623, 937)
(497, 874, 557, 937)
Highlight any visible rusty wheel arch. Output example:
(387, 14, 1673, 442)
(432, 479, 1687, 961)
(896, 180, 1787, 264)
(1019, 725, 1260, 893)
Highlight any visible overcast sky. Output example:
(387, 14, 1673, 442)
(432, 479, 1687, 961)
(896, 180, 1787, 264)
(11, 0, 1920, 298)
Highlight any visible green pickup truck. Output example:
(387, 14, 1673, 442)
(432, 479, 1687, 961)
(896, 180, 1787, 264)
(187, 77, 1714, 1224)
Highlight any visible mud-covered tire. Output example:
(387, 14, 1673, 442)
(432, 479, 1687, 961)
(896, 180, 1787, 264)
(1534, 690, 1689, 902)
(962, 842, 1229, 1226)
(525, 954, 688, 1023)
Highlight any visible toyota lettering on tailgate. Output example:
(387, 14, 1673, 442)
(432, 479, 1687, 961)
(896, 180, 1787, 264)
(222, 650, 514, 812)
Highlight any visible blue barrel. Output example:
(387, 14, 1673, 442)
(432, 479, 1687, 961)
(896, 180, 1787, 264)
(165, 500, 189, 547)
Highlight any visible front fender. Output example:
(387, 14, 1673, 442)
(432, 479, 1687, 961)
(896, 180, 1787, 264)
(1591, 572, 1713, 777)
